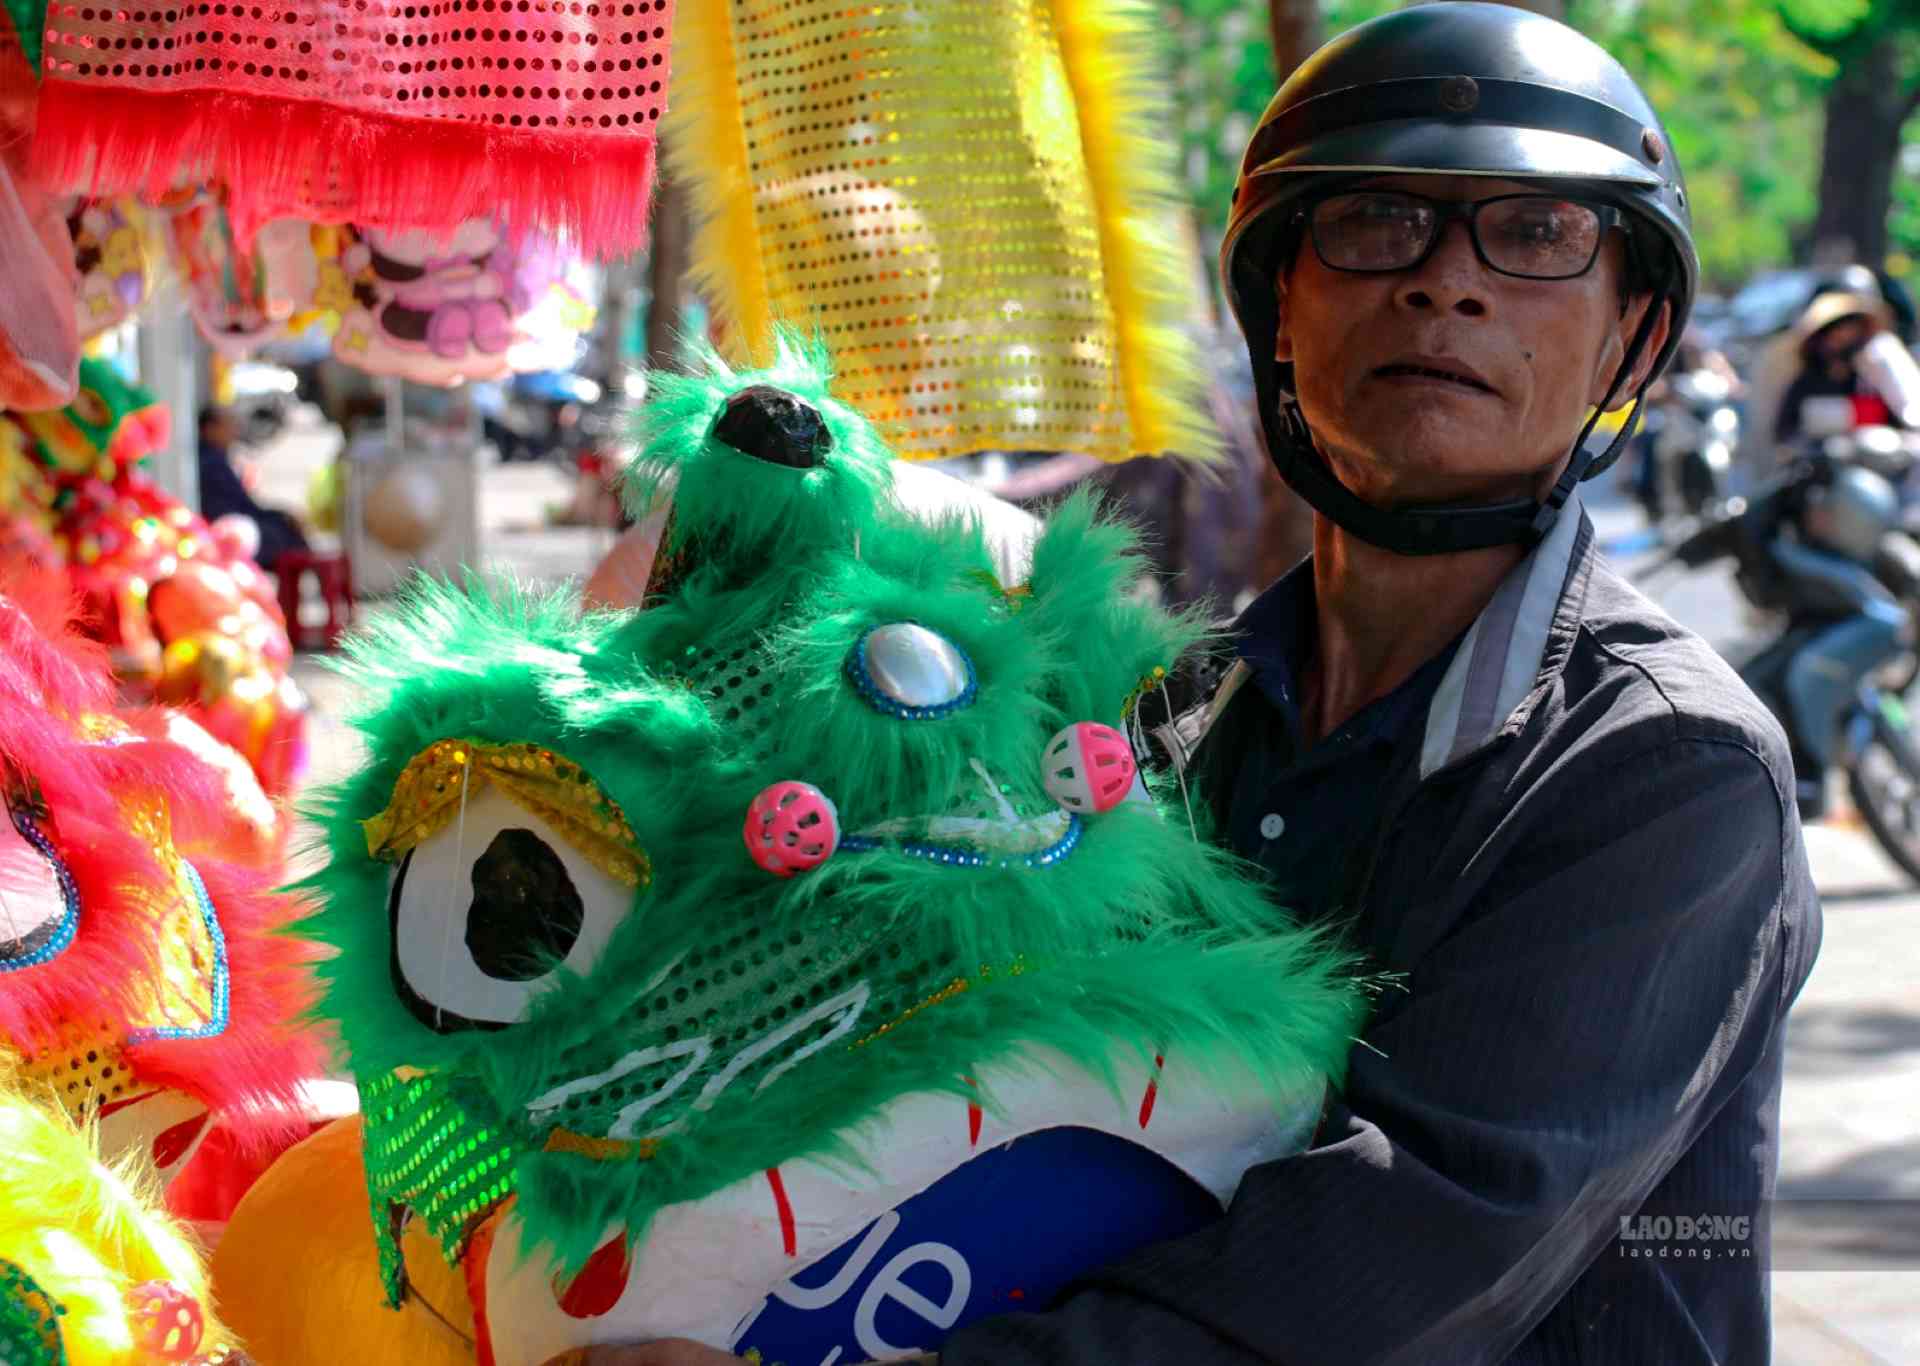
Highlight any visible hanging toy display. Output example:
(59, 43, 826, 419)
(254, 219, 359, 337)
(0, 586, 324, 1187)
(211, 333, 1361, 1366)
(65, 196, 151, 339)
(157, 192, 288, 357)
(328, 220, 588, 386)
(666, 0, 1215, 462)
(13, 359, 310, 798)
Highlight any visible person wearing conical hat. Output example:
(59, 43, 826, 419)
(1774, 290, 1901, 447)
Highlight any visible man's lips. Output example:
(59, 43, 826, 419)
(1372, 356, 1499, 395)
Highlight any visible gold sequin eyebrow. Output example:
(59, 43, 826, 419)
(363, 740, 650, 889)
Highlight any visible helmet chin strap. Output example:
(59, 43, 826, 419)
(1271, 291, 1666, 557)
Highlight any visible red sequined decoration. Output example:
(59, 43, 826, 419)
(32, 0, 674, 255)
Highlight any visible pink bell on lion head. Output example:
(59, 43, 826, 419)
(744, 781, 841, 876)
(1042, 722, 1137, 815)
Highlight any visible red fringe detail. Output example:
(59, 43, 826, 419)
(30, 81, 659, 257)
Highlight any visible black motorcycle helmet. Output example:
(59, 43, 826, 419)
(1221, 2, 1699, 555)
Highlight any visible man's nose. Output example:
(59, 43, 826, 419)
(1391, 221, 1491, 319)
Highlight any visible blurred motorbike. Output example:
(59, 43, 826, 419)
(1640, 367, 1741, 520)
(1640, 439, 1920, 881)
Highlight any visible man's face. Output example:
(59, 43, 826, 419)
(1274, 174, 1669, 508)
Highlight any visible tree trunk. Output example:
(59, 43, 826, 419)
(1267, 0, 1321, 80)
(644, 154, 691, 371)
(1251, 0, 1320, 593)
(1809, 38, 1912, 270)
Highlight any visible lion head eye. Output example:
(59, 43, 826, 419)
(0, 796, 78, 971)
(387, 787, 631, 1033)
(845, 623, 977, 720)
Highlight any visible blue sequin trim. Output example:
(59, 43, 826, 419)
(126, 860, 231, 1045)
(839, 814, 1081, 869)
(0, 805, 78, 972)
(845, 625, 979, 721)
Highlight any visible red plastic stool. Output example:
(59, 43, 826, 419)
(275, 549, 354, 651)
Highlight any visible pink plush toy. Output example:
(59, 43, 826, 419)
(330, 221, 572, 386)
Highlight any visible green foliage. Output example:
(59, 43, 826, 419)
(1894, 120, 1920, 272)
(1161, 0, 1397, 239)
(1776, 0, 1919, 55)
(1159, 0, 1916, 287)
(1571, 0, 1834, 287)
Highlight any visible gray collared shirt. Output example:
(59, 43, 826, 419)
(945, 497, 1822, 1365)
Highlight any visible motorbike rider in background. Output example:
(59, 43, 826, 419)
(1630, 324, 1741, 519)
(1774, 291, 1906, 447)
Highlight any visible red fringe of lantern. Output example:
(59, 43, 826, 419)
(31, 81, 659, 255)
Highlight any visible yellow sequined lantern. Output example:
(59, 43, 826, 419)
(667, 0, 1216, 463)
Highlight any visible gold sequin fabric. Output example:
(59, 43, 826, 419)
(17, 1020, 139, 1120)
(364, 740, 650, 889)
(667, 0, 1216, 462)
(16, 799, 224, 1124)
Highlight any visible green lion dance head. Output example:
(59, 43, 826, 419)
(307, 334, 1362, 1319)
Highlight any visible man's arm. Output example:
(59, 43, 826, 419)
(942, 735, 1812, 1366)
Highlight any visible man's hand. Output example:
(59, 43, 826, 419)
(538, 1346, 938, 1365)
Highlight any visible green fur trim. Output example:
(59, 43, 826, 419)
(2, 0, 43, 73)
(303, 332, 1365, 1283)
(0, 1260, 65, 1366)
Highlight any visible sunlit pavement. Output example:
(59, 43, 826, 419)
(1601, 484, 1920, 1365)
(273, 439, 1919, 1361)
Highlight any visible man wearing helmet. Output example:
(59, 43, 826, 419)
(566, 7, 1819, 1366)
(941, 5, 1819, 1365)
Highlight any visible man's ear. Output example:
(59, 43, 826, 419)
(1594, 297, 1672, 411)
(1273, 278, 1294, 364)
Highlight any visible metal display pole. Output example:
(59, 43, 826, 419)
(135, 284, 200, 509)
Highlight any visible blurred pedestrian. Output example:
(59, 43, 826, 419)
(196, 406, 311, 572)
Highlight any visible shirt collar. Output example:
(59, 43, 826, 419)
(1191, 492, 1595, 779)
(1231, 558, 1460, 756)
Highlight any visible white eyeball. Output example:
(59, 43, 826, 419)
(389, 785, 633, 1032)
(0, 801, 77, 969)
(848, 623, 977, 719)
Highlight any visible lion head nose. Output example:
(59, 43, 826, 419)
(711, 385, 834, 470)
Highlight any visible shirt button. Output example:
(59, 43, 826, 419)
(1259, 813, 1286, 840)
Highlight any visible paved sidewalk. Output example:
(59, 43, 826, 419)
(1769, 824, 1920, 1365)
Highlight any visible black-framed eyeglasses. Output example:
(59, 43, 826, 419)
(1295, 190, 1624, 282)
